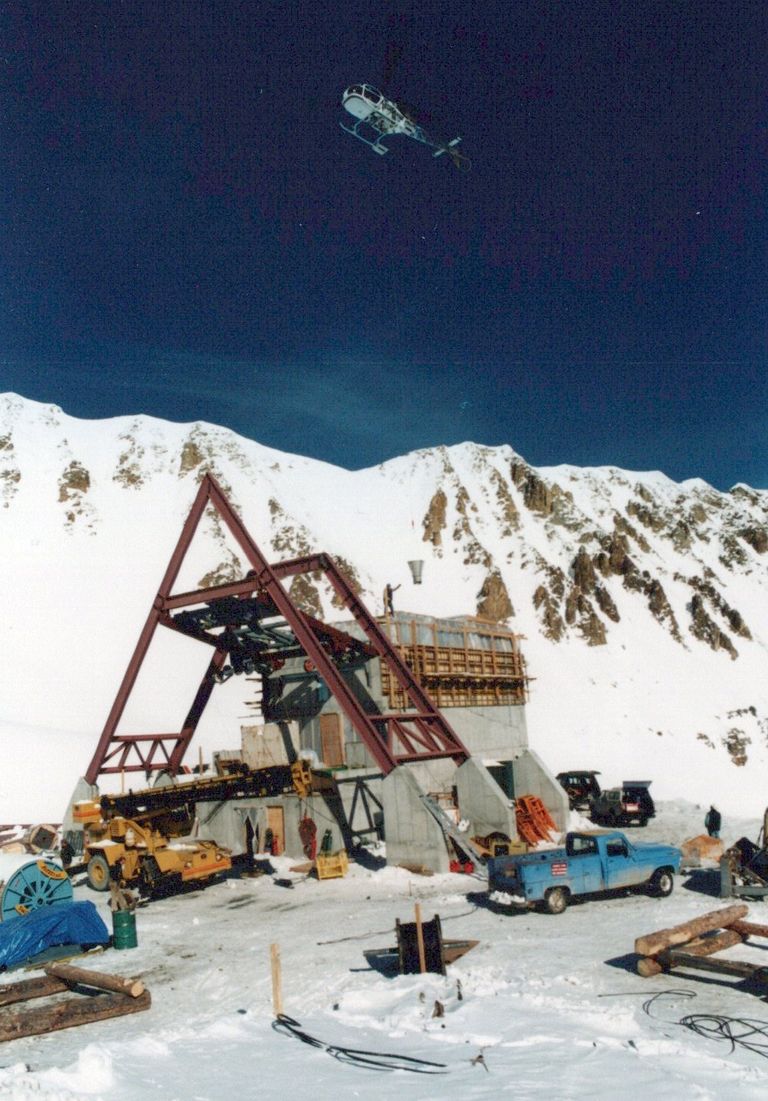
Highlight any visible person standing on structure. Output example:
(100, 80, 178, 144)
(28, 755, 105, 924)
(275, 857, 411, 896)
(705, 804, 721, 838)
(384, 582, 400, 616)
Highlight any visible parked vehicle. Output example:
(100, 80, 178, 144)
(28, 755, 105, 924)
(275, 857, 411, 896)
(556, 770, 602, 812)
(488, 829, 680, 914)
(590, 781, 655, 827)
(75, 800, 232, 896)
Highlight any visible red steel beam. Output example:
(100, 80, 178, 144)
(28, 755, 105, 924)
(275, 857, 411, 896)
(85, 472, 469, 783)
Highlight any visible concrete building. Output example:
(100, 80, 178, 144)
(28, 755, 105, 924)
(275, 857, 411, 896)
(198, 613, 568, 872)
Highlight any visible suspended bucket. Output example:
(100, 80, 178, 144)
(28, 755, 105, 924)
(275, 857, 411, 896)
(408, 560, 424, 584)
(0, 854, 72, 921)
(112, 909, 138, 950)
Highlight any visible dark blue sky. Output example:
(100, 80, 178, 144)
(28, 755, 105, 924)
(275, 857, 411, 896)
(2, 1, 766, 489)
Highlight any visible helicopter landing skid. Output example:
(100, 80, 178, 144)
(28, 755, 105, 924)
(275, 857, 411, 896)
(339, 120, 388, 155)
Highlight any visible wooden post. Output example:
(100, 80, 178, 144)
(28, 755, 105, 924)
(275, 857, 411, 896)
(44, 962, 144, 999)
(270, 943, 283, 1016)
(414, 903, 426, 974)
(635, 904, 748, 957)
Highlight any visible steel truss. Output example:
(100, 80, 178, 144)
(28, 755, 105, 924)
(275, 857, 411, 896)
(85, 474, 469, 783)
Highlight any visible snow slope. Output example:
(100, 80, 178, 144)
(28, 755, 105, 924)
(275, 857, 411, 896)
(1, 392, 767, 821)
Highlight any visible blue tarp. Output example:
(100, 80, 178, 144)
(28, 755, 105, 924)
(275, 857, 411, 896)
(0, 900, 110, 969)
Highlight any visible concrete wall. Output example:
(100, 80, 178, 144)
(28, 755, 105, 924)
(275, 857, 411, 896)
(512, 748, 570, 831)
(446, 704, 529, 759)
(455, 757, 518, 839)
(381, 767, 452, 873)
(196, 790, 348, 861)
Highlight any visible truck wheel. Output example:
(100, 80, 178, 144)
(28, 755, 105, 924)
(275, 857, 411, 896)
(649, 868, 674, 897)
(86, 853, 111, 892)
(638, 817, 648, 828)
(543, 887, 569, 915)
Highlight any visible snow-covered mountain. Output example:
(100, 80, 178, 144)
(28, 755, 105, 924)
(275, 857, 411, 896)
(2, 392, 767, 821)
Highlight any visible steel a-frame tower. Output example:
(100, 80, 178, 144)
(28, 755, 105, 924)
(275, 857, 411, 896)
(85, 473, 470, 784)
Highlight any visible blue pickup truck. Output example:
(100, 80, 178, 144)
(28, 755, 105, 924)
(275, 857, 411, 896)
(488, 830, 681, 914)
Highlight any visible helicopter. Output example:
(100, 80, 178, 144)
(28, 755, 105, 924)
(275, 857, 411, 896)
(340, 83, 470, 170)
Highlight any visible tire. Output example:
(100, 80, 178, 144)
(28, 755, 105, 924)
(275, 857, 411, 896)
(86, 853, 111, 892)
(649, 867, 674, 898)
(543, 886, 569, 915)
(638, 817, 648, 828)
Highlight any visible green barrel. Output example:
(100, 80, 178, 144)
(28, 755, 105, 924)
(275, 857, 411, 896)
(112, 909, 138, 950)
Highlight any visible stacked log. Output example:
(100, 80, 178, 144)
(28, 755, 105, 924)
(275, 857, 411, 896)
(0, 962, 149, 1042)
(635, 904, 768, 986)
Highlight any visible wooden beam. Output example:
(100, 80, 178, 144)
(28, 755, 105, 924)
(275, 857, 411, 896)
(664, 951, 768, 983)
(0, 990, 151, 1042)
(43, 962, 144, 999)
(0, 975, 69, 1007)
(671, 928, 744, 957)
(729, 919, 768, 940)
(634, 904, 748, 957)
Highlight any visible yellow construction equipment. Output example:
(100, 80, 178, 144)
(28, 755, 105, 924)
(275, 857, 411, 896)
(84, 814, 231, 896)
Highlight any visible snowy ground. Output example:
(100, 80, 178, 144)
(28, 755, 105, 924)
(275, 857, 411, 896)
(2, 801, 768, 1100)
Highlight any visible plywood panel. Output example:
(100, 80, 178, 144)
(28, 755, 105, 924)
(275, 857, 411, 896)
(320, 713, 345, 767)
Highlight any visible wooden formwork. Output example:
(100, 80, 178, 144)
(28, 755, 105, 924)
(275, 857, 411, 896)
(380, 617, 530, 709)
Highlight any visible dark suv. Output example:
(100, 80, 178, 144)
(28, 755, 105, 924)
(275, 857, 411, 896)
(590, 781, 655, 827)
(556, 771, 602, 812)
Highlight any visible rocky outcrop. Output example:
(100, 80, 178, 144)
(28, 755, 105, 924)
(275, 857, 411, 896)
(740, 527, 768, 554)
(288, 574, 322, 618)
(476, 570, 514, 622)
(0, 433, 20, 507)
(488, 468, 519, 534)
(58, 460, 90, 501)
(533, 583, 565, 642)
(330, 556, 364, 609)
(422, 488, 447, 548)
(723, 728, 750, 766)
(58, 459, 95, 530)
(180, 439, 205, 475)
(689, 594, 738, 659)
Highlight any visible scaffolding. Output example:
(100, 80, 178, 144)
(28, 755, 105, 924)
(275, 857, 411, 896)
(379, 616, 530, 709)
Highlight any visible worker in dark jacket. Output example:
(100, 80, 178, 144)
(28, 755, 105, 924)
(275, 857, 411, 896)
(705, 805, 722, 838)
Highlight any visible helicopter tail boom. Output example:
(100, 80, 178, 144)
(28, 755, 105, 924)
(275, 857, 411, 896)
(432, 137, 471, 171)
